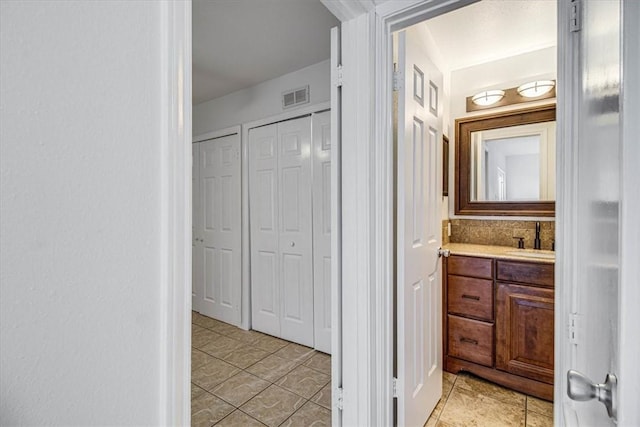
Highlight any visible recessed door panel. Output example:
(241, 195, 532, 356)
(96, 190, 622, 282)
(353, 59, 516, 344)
(281, 167, 301, 232)
(282, 253, 303, 322)
(204, 246, 218, 303)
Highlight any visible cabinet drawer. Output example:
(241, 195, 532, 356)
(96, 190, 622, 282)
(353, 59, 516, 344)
(448, 255, 493, 279)
(448, 275, 493, 321)
(448, 315, 494, 367)
(497, 261, 554, 288)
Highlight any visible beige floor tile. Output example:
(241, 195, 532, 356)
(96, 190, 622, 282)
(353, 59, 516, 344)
(428, 395, 448, 423)
(192, 357, 242, 392)
(200, 334, 245, 359)
(246, 354, 300, 383)
(527, 396, 553, 417)
(280, 401, 331, 427)
(215, 410, 266, 427)
(211, 371, 270, 407)
(251, 334, 289, 353)
(224, 328, 265, 344)
(196, 315, 226, 331)
(192, 348, 216, 370)
(240, 384, 306, 427)
(303, 352, 331, 375)
(208, 321, 241, 336)
(222, 344, 270, 369)
(192, 325, 224, 349)
(437, 386, 525, 427)
(311, 382, 331, 410)
(526, 411, 553, 427)
(273, 343, 316, 363)
(192, 383, 207, 400)
(276, 364, 331, 399)
(454, 373, 526, 407)
(191, 392, 235, 427)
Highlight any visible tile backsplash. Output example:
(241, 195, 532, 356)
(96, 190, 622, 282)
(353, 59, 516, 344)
(442, 219, 555, 251)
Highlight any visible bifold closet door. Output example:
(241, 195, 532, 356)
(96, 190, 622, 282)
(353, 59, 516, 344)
(195, 134, 241, 325)
(312, 111, 332, 354)
(249, 116, 314, 347)
(192, 143, 201, 313)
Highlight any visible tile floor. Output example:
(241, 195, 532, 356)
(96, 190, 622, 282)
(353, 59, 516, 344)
(425, 371, 554, 427)
(192, 312, 553, 427)
(191, 312, 331, 427)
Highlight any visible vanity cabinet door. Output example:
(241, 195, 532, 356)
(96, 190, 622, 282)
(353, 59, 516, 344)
(496, 282, 554, 384)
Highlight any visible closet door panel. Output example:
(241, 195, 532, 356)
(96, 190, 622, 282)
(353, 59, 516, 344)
(249, 124, 281, 337)
(312, 110, 332, 353)
(192, 143, 202, 313)
(277, 117, 314, 347)
(199, 134, 241, 325)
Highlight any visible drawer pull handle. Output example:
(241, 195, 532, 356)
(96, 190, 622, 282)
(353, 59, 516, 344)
(460, 337, 478, 345)
(461, 294, 480, 301)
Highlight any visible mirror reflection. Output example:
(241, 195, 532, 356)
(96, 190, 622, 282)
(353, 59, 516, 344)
(470, 121, 556, 202)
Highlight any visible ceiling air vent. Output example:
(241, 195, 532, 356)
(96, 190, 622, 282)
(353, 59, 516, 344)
(282, 86, 310, 109)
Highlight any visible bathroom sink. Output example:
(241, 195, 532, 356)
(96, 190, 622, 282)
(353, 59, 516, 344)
(505, 250, 555, 260)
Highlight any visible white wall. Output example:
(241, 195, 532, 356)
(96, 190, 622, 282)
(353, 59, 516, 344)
(1, 2, 166, 424)
(193, 59, 331, 136)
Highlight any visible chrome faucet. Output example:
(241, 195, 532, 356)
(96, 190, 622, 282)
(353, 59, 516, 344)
(534, 222, 542, 250)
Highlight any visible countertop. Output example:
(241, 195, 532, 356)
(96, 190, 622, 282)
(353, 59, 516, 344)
(442, 243, 555, 264)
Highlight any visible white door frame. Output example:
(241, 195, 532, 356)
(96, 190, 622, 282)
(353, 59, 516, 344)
(324, 1, 478, 425)
(160, 0, 191, 425)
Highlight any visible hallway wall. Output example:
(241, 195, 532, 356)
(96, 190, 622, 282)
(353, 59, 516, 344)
(193, 59, 331, 135)
(1, 1, 167, 424)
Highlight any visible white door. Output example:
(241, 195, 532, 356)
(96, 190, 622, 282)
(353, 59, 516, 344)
(558, 0, 639, 425)
(312, 110, 332, 354)
(192, 143, 201, 313)
(249, 116, 314, 347)
(396, 26, 443, 427)
(197, 134, 242, 325)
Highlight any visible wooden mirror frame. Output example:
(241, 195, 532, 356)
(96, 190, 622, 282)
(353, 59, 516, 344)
(455, 104, 556, 216)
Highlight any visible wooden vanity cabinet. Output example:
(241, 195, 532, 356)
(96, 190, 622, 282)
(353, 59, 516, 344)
(444, 255, 554, 401)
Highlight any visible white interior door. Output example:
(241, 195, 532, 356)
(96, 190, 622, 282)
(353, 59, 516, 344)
(198, 133, 242, 325)
(560, 0, 626, 425)
(312, 110, 332, 354)
(396, 26, 443, 427)
(192, 143, 201, 313)
(278, 117, 313, 346)
(249, 124, 281, 337)
(249, 117, 314, 347)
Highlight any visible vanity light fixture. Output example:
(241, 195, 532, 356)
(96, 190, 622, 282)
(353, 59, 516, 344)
(471, 89, 505, 106)
(517, 80, 556, 98)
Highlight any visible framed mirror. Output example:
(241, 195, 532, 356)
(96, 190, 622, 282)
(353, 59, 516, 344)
(455, 104, 556, 216)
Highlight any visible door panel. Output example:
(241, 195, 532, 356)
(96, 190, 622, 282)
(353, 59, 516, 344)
(192, 143, 201, 312)
(561, 0, 622, 425)
(397, 26, 443, 427)
(250, 124, 281, 337)
(277, 117, 313, 347)
(313, 110, 332, 354)
(198, 134, 242, 325)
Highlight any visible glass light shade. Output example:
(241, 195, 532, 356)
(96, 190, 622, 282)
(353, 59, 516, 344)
(471, 90, 505, 106)
(517, 80, 556, 98)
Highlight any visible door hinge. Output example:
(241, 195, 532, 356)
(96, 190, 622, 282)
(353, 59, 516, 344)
(570, 0, 581, 32)
(392, 377, 399, 398)
(334, 65, 344, 88)
(393, 70, 402, 92)
(336, 387, 344, 411)
(569, 313, 580, 345)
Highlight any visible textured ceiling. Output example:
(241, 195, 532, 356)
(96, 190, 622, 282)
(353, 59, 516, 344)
(423, 0, 557, 72)
(192, 0, 339, 105)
